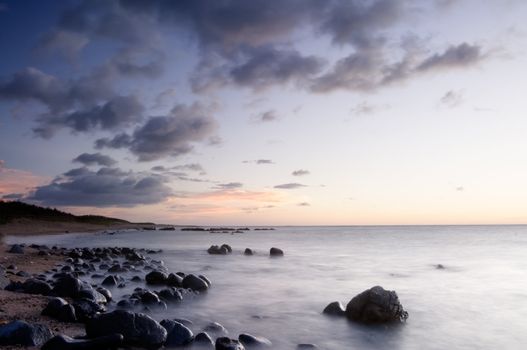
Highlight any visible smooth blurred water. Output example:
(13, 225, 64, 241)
(9, 225, 527, 349)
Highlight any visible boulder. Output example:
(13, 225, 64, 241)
(322, 301, 345, 316)
(199, 275, 212, 287)
(73, 299, 105, 322)
(269, 247, 284, 257)
(207, 245, 229, 255)
(85, 310, 167, 349)
(157, 288, 182, 303)
(0, 267, 9, 289)
(238, 334, 272, 348)
(77, 288, 107, 304)
(52, 275, 83, 298)
(41, 333, 124, 350)
(216, 337, 245, 350)
(57, 304, 77, 323)
(21, 278, 53, 295)
(345, 286, 408, 323)
(8, 244, 24, 254)
(220, 244, 233, 253)
(204, 322, 227, 335)
(101, 275, 119, 287)
(244, 248, 253, 256)
(96, 287, 112, 302)
(164, 321, 194, 347)
(140, 291, 161, 305)
(42, 297, 69, 318)
(145, 271, 168, 285)
(182, 274, 209, 292)
(194, 332, 214, 347)
(0, 320, 53, 347)
(166, 273, 182, 287)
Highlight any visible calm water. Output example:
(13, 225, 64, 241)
(8, 226, 527, 349)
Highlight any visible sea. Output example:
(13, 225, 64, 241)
(8, 225, 527, 349)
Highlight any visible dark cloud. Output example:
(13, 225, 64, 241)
(95, 103, 217, 161)
(417, 43, 483, 71)
(30, 166, 172, 207)
(292, 169, 310, 176)
(258, 110, 278, 123)
(213, 182, 243, 190)
(73, 153, 117, 167)
(274, 183, 306, 189)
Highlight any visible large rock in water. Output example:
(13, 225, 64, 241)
(238, 333, 272, 347)
(145, 271, 168, 285)
(345, 286, 408, 323)
(216, 337, 245, 350)
(0, 320, 53, 347)
(182, 274, 209, 291)
(85, 310, 167, 349)
(322, 301, 345, 316)
(269, 247, 284, 257)
(52, 275, 83, 298)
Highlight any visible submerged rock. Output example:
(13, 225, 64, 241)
(345, 286, 408, 323)
(194, 332, 214, 347)
(204, 322, 227, 335)
(322, 301, 346, 316)
(0, 320, 53, 347)
(85, 310, 167, 348)
(238, 333, 272, 347)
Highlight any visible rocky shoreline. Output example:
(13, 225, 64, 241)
(1, 238, 408, 350)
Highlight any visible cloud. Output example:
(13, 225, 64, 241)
(417, 43, 484, 71)
(0, 165, 50, 198)
(440, 90, 464, 108)
(95, 103, 217, 161)
(0, 159, 5, 172)
(274, 183, 307, 189)
(30, 166, 172, 207)
(298, 202, 310, 206)
(292, 169, 310, 176)
(257, 110, 278, 122)
(73, 153, 117, 167)
(256, 159, 274, 164)
(456, 186, 464, 192)
(213, 182, 243, 190)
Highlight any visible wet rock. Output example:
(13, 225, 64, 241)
(101, 275, 119, 287)
(53, 275, 83, 298)
(73, 299, 105, 322)
(216, 337, 245, 350)
(164, 321, 194, 347)
(57, 304, 77, 323)
(435, 264, 445, 270)
(220, 244, 232, 253)
(157, 288, 182, 303)
(145, 271, 168, 285)
(96, 287, 112, 302)
(297, 344, 318, 349)
(182, 274, 209, 292)
(8, 244, 24, 254)
(269, 247, 284, 257)
(199, 275, 212, 287)
(174, 318, 193, 326)
(207, 245, 229, 255)
(166, 273, 182, 287)
(42, 297, 69, 318)
(0, 320, 53, 347)
(0, 268, 9, 289)
(21, 278, 53, 295)
(204, 322, 227, 335)
(194, 332, 214, 347)
(16, 270, 30, 277)
(238, 334, 272, 348)
(116, 299, 135, 310)
(131, 275, 142, 282)
(85, 310, 167, 349)
(140, 291, 161, 305)
(41, 333, 124, 350)
(244, 248, 254, 256)
(345, 286, 408, 323)
(77, 288, 107, 304)
(323, 301, 345, 316)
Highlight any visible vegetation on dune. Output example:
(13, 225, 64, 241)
(0, 201, 129, 225)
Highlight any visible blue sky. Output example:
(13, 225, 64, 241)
(1, 0, 527, 225)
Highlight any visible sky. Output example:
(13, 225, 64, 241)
(1, 0, 527, 225)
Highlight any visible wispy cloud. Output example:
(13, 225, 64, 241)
(292, 169, 310, 176)
(274, 183, 307, 189)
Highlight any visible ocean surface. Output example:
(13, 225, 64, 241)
(8, 225, 527, 350)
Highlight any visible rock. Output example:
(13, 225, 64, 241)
(204, 322, 227, 335)
(101, 275, 119, 287)
(140, 291, 161, 305)
(77, 288, 107, 304)
(41, 333, 123, 350)
(269, 247, 284, 257)
(220, 244, 232, 253)
(57, 304, 77, 323)
(164, 321, 194, 347)
(194, 332, 214, 347)
(0, 320, 53, 347)
(53, 275, 83, 297)
(238, 334, 272, 348)
(21, 278, 53, 295)
(436, 264, 445, 269)
(42, 297, 69, 318)
(166, 273, 182, 287)
(297, 344, 318, 349)
(345, 286, 408, 323)
(145, 271, 168, 285)
(85, 310, 167, 349)
(199, 275, 212, 287)
(0, 267, 9, 289)
(207, 245, 229, 255)
(244, 248, 253, 256)
(116, 299, 134, 310)
(182, 274, 209, 292)
(8, 244, 24, 254)
(73, 299, 105, 322)
(157, 288, 182, 303)
(131, 275, 143, 282)
(322, 301, 345, 316)
(96, 287, 112, 302)
(216, 337, 245, 350)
